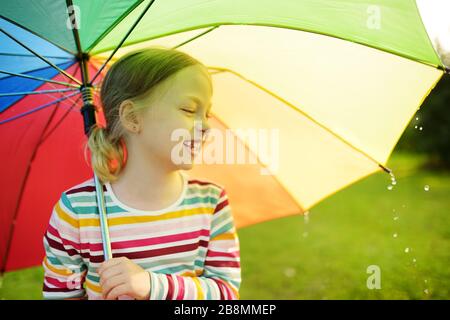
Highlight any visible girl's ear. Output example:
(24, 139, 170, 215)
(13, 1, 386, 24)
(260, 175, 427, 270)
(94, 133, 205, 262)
(119, 99, 142, 134)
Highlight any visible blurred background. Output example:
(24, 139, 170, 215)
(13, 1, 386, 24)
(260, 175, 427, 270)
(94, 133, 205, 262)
(1, 72, 448, 300)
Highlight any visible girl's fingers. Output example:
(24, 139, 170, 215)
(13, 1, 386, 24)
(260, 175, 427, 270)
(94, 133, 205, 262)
(101, 274, 126, 299)
(98, 257, 126, 276)
(105, 283, 129, 300)
(99, 264, 123, 286)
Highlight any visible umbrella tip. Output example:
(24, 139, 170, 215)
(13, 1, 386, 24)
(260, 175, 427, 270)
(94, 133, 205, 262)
(378, 163, 392, 174)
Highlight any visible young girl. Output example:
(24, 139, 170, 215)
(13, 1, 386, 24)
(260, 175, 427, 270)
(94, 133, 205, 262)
(42, 47, 241, 300)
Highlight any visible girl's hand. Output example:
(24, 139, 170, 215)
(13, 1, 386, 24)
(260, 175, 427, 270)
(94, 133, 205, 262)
(98, 257, 151, 300)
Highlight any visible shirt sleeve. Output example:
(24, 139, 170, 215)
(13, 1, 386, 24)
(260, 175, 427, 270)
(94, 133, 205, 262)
(42, 192, 87, 299)
(147, 187, 242, 300)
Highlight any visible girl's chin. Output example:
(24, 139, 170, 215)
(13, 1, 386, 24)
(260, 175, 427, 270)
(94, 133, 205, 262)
(176, 162, 195, 170)
(170, 155, 197, 170)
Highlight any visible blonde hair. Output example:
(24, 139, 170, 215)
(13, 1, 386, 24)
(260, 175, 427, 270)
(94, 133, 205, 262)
(84, 47, 205, 183)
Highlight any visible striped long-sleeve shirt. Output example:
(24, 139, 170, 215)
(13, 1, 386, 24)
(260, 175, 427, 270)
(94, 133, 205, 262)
(42, 171, 241, 300)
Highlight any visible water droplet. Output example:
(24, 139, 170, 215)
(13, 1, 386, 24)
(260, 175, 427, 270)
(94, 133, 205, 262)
(424, 289, 429, 295)
(404, 247, 410, 253)
(419, 127, 423, 131)
(387, 185, 393, 190)
(412, 258, 417, 263)
(416, 117, 419, 121)
(391, 181, 397, 185)
(424, 279, 428, 283)
(424, 185, 430, 191)
(304, 213, 310, 224)
(283, 267, 296, 278)
(414, 125, 418, 129)
(393, 216, 399, 221)
(392, 208, 396, 213)
(393, 233, 398, 238)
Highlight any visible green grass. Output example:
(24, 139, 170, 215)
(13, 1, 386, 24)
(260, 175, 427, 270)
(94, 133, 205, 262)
(238, 151, 450, 299)
(1, 151, 449, 300)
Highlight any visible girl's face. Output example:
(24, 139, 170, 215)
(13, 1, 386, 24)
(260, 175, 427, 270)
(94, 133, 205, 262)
(133, 64, 213, 171)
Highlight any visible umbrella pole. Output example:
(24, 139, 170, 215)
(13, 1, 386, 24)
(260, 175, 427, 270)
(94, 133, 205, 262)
(93, 173, 113, 260)
(78, 52, 112, 262)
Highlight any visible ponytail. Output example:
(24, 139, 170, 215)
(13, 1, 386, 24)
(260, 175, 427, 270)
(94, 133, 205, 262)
(84, 125, 127, 183)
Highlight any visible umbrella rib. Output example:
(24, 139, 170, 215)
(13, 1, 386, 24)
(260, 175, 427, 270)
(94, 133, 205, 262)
(38, 94, 82, 144)
(40, 62, 83, 111)
(0, 60, 76, 82)
(0, 69, 79, 88)
(91, 26, 219, 76)
(0, 88, 79, 97)
(0, 63, 81, 116)
(0, 52, 71, 60)
(171, 26, 220, 49)
(0, 28, 82, 85)
(0, 94, 68, 275)
(0, 92, 79, 125)
(0, 14, 76, 55)
(85, 0, 146, 53)
(89, 0, 157, 85)
(208, 66, 393, 174)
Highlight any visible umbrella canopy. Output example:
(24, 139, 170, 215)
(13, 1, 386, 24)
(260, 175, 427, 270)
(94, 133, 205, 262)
(0, 0, 447, 273)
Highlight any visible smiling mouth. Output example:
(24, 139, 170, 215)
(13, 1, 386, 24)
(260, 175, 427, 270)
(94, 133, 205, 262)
(183, 140, 202, 153)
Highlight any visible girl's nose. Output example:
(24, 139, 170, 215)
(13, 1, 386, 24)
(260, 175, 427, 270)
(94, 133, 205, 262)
(193, 119, 211, 141)
(202, 120, 211, 133)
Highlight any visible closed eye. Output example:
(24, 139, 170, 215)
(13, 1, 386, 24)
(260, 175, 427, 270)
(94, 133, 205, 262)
(181, 108, 195, 114)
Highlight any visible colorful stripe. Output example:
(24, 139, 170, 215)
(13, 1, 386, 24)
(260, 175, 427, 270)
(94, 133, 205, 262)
(42, 172, 241, 300)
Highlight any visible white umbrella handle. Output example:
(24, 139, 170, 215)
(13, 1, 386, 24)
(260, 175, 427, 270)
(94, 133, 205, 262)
(93, 172, 134, 300)
(93, 173, 112, 260)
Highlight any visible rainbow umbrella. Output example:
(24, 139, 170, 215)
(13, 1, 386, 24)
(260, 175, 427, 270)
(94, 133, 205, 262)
(0, 0, 448, 274)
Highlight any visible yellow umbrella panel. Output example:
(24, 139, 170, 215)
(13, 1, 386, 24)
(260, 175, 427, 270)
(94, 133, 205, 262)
(94, 25, 443, 228)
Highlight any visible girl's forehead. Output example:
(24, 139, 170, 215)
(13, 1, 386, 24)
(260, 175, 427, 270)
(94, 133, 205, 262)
(166, 66, 212, 98)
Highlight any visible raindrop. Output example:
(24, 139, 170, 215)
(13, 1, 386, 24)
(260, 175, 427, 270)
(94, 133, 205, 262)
(424, 185, 430, 191)
(412, 258, 417, 263)
(283, 267, 296, 278)
(404, 247, 410, 253)
(387, 172, 397, 190)
(424, 279, 428, 283)
(414, 125, 418, 129)
(393, 233, 398, 238)
(424, 289, 429, 295)
(419, 127, 423, 131)
(303, 212, 310, 224)
(393, 216, 399, 221)
(415, 117, 419, 121)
